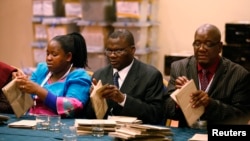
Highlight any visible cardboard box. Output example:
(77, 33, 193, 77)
(32, 17, 47, 41)
(32, 0, 65, 17)
(147, 0, 159, 22)
(43, 17, 79, 41)
(115, 0, 149, 22)
(81, 0, 116, 22)
(112, 22, 150, 48)
(86, 53, 108, 72)
(148, 22, 159, 47)
(77, 20, 114, 52)
(31, 42, 47, 66)
(64, 0, 82, 18)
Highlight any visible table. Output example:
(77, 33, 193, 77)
(0, 114, 207, 141)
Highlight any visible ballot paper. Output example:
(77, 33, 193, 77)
(8, 120, 37, 129)
(107, 116, 142, 124)
(188, 133, 208, 141)
(170, 79, 204, 127)
(2, 79, 33, 118)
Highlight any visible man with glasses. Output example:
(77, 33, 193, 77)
(84, 29, 165, 125)
(165, 23, 250, 127)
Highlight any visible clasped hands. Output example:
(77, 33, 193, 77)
(175, 76, 210, 108)
(91, 78, 125, 103)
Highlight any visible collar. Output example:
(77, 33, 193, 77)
(113, 59, 134, 82)
(197, 57, 220, 74)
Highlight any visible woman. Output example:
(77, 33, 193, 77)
(16, 32, 91, 118)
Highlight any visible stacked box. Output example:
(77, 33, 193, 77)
(115, 0, 149, 22)
(33, 0, 43, 16)
(31, 41, 47, 66)
(64, 0, 82, 18)
(43, 17, 79, 41)
(32, 17, 48, 41)
(147, 0, 159, 22)
(148, 22, 159, 47)
(112, 22, 150, 49)
(32, 0, 65, 17)
(77, 20, 114, 52)
(81, 0, 116, 22)
(86, 53, 108, 72)
(134, 48, 151, 64)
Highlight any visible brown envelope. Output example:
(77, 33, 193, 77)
(171, 79, 204, 127)
(2, 79, 33, 118)
(90, 80, 108, 119)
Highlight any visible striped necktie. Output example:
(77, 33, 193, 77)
(113, 72, 119, 88)
(200, 69, 209, 91)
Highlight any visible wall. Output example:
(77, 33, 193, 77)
(1, 0, 250, 76)
(157, 0, 250, 75)
(0, 0, 33, 68)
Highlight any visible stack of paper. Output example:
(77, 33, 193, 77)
(75, 119, 117, 135)
(107, 116, 142, 125)
(108, 124, 173, 141)
(8, 120, 37, 129)
(170, 79, 204, 127)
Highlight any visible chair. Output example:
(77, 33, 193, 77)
(86, 70, 93, 77)
(162, 78, 180, 127)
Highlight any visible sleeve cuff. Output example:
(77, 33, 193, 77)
(118, 94, 127, 107)
(44, 91, 57, 112)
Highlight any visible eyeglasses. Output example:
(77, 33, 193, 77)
(192, 41, 220, 48)
(105, 47, 129, 56)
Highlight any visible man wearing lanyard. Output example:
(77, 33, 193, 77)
(165, 23, 250, 127)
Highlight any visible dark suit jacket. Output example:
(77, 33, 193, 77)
(165, 56, 250, 126)
(84, 59, 165, 124)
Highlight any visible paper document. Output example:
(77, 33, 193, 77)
(90, 80, 108, 119)
(188, 133, 208, 141)
(8, 120, 36, 129)
(170, 79, 204, 127)
(75, 119, 116, 126)
(108, 116, 137, 123)
(2, 79, 33, 118)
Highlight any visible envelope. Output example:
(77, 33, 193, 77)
(171, 79, 204, 127)
(2, 79, 34, 118)
(90, 80, 108, 119)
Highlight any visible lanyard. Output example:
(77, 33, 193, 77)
(40, 64, 73, 87)
(198, 74, 214, 92)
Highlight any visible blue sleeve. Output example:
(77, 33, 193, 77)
(44, 91, 57, 113)
(64, 69, 91, 105)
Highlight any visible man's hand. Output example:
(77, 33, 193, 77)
(100, 85, 125, 103)
(175, 76, 189, 89)
(89, 78, 98, 94)
(190, 90, 210, 108)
